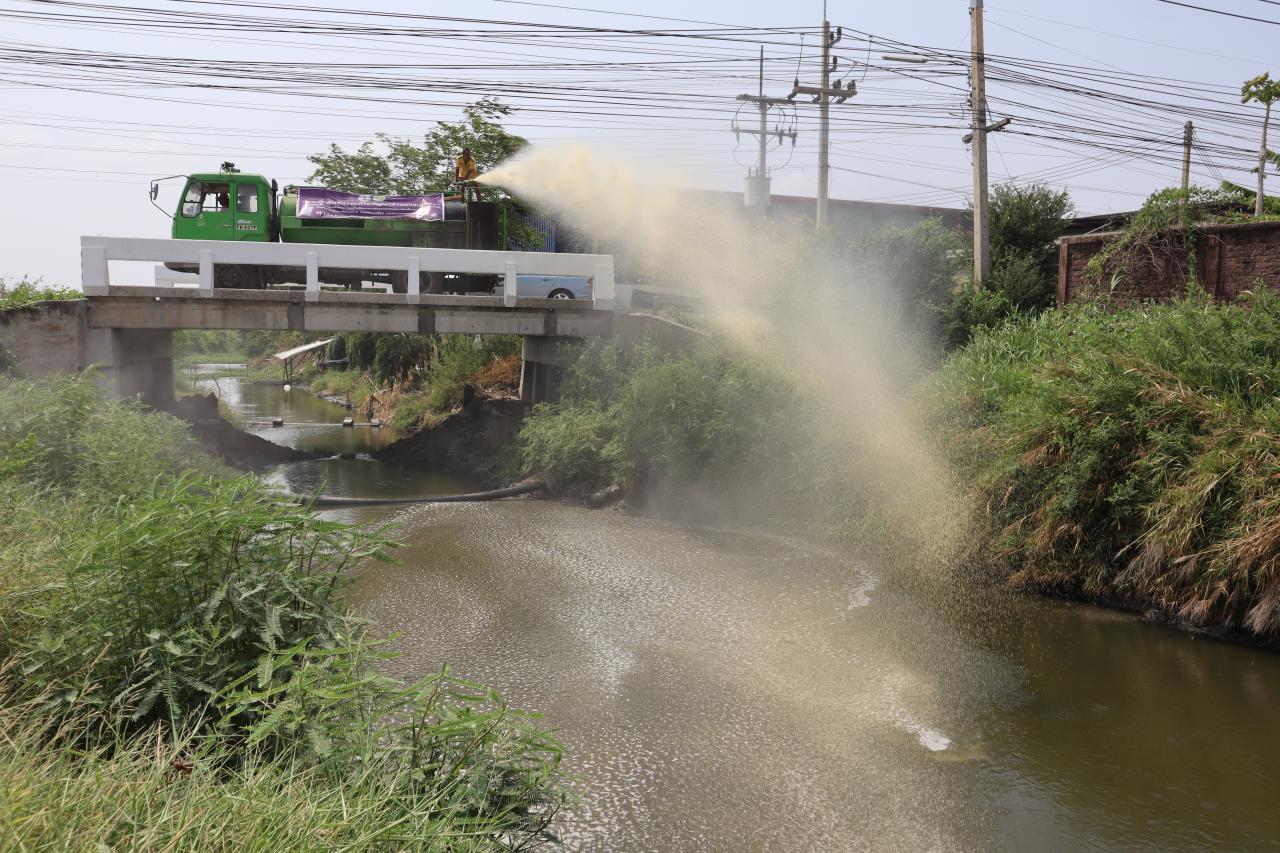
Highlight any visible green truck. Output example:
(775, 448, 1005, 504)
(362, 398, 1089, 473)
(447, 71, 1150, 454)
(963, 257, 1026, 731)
(158, 163, 501, 292)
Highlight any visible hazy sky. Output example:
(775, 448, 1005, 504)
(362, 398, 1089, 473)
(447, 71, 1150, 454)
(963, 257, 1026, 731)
(1, 0, 1275, 287)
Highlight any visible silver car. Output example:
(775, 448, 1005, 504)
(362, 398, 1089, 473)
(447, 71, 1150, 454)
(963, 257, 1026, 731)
(502, 275, 593, 300)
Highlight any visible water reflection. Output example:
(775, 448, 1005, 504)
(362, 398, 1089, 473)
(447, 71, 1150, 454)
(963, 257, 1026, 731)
(187, 365, 475, 514)
(346, 505, 1280, 852)
(188, 365, 402, 454)
(202, 363, 1280, 851)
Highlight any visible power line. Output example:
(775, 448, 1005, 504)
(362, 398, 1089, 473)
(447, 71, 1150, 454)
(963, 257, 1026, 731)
(1155, 0, 1280, 26)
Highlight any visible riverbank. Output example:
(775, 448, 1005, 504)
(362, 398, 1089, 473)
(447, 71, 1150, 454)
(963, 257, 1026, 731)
(0, 373, 569, 849)
(505, 303, 1280, 646)
(299, 333, 522, 432)
(933, 292, 1280, 645)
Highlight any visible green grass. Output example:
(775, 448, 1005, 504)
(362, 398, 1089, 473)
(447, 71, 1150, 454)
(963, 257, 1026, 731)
(175, 350, 247, 368)
(307, 369, 376, 411)
(934, 290, 1280, 637)
(0, 693, 562, 852)
(0, 373, 569, 848)
(389, 391, 447, 431)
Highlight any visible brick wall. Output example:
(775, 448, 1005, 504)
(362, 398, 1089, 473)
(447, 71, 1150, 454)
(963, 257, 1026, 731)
(1058, 220, 1280, 306)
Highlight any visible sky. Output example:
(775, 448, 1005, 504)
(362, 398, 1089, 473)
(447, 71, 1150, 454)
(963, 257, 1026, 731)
(0, 0, 1276, 287)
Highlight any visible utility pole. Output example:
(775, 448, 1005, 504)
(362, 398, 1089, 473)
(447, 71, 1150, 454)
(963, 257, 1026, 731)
(734, 47, 797, 214)
(970, 0, 991, 286)
(1181, 121, 1194, 192)
(785, 12, 853, 230)
(885, 14, 1007, 280)
(818, 18, 835, 229)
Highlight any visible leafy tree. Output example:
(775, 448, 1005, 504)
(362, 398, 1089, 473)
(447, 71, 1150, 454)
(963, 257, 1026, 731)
(987, 181, 1073, 311)
(307, 98, 539, 248)
(307, 99, 527, 195)
(1242, 72, 1280, 215)
(853, 217, 966, 320)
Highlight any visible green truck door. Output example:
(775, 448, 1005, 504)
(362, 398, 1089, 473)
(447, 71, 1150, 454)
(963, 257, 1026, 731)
(232, 182, 269, 241)
(175, 179, 233, 240)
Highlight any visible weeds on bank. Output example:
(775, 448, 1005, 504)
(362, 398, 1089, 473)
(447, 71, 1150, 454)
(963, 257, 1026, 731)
(516, 339, 807, 507)
(0, 373, 569, 849)
(306, 334, 522, 430)
(936, 290, 1280, 636)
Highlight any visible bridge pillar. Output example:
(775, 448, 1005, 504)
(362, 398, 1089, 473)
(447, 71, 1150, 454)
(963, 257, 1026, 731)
(1, 300, 174, 410)
(86, 327, 175, 409)
(519, 335, 573, 404)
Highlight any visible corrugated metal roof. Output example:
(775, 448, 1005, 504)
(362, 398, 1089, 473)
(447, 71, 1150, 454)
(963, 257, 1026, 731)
(271, 338, 333, 361)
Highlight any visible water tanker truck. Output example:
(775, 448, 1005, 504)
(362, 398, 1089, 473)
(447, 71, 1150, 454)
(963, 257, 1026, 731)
(156, 163, 501, 292)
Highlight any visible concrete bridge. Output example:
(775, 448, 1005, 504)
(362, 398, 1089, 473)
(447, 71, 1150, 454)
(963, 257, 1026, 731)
(0, 237, 697, 407)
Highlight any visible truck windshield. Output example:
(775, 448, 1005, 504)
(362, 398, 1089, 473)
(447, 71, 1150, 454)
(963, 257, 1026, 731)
(181, 181, 231, 217)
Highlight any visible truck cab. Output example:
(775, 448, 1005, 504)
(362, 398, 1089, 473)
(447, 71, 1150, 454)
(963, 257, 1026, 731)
(171, 165, 276, 242)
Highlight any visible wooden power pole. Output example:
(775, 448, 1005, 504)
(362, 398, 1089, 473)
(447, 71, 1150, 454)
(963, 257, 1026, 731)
(970, 0, 990, 286)
(1181, 121, 1194, 192)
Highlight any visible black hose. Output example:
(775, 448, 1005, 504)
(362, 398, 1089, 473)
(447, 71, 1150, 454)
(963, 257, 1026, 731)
(281, 479, 547, 507)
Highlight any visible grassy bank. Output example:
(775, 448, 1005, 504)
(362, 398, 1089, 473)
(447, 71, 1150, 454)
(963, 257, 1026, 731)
(301, 333, 522, 430)
(514, 339, 812, 517)
(935, 292, 1280, 639)
(0, 373, 567, 848)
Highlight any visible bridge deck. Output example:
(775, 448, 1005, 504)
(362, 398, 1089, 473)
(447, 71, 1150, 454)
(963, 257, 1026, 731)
(86, 286, 612, 337)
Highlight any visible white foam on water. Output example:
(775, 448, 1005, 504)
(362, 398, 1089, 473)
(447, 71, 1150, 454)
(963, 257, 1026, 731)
(885, 683, 953, 752)
(848, 571, 879, 609)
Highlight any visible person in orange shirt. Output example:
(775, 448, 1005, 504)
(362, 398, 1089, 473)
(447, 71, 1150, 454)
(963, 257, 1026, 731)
(455, 147, 479, 200)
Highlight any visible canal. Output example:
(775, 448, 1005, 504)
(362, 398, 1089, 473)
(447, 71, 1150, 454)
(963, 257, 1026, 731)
(203, 366, 1280, 852)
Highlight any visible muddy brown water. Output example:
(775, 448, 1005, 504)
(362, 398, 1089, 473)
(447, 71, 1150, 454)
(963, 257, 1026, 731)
(204, 369, 1280, 852)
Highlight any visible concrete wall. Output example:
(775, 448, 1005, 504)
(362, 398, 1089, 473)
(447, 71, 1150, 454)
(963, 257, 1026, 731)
(1059, 220, 1280, 305)
(1, 298, 174, 408)
(0, 299, 88, 378)
(518, 313, 706, 404)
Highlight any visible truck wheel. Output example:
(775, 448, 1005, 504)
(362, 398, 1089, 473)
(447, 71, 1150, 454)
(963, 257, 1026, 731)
(214, 264, 245, 289)
(388, 272, 407, 294)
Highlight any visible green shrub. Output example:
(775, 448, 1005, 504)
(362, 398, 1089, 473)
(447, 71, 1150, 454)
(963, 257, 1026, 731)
(372, 334, 434, 385)
(0, 374, 216, 498)
(518, 340, 803, 495)
(388, 392, 433, 430)
(0, 374, 570, 847)
(172, 330, 244, 359)
(0, 278, 81, 311)
(519, 400, 624, 487)
(936, 285, 1016, 350)
(347, 332, 378, 372)
(852, 217, 966, 322)
(325, 333, 348, 363)
(424, 334, 520, 410)
(16, 475, 384, 737)
(988, 181, 1072, 310)
(936, 291, 1280, 635)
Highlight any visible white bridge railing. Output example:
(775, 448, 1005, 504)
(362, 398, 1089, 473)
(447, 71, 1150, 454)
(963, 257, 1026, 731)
(81, 236, 616, 309)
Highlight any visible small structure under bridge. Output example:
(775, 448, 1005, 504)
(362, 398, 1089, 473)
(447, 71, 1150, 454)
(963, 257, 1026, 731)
(55, 236, 696, 408)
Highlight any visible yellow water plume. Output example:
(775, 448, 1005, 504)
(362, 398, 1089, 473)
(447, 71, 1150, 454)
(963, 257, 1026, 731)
(480, 145, 964, 560)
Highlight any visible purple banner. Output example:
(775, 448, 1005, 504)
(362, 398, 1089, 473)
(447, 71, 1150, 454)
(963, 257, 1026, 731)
(296, 188, 444, 221)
